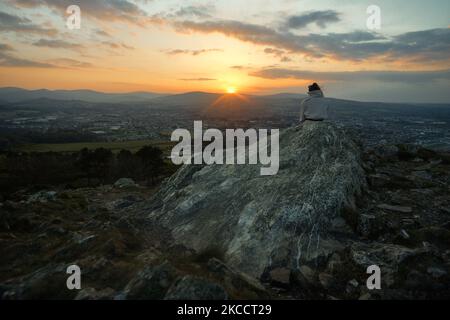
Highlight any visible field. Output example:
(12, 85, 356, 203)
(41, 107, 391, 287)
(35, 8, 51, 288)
(15, 139, 176, 154)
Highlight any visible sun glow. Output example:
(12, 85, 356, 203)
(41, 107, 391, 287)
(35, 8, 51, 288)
(226, 87, 237, 94)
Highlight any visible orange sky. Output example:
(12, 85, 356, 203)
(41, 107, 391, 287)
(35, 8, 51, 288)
(0, 0, 449, 102)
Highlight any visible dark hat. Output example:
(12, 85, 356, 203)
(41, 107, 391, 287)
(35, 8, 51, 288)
(308, 82, 321, 92)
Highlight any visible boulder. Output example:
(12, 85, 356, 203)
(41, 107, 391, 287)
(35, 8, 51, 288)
(269, 268, 291, 287)
(123, 261, 178, 300)
(426, 267, 447, 278)
(144, 122, 366, 278)
(350, 242, 418, 288)
(1, 264, 74, 300)
(27, 191, 57, 203)
(206, 258, 269, 299)
(114, 178, 137, 188)
(318, 272, 334, 289)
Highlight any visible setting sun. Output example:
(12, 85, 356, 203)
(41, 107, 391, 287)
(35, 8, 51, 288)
(227, 87, 237, 94)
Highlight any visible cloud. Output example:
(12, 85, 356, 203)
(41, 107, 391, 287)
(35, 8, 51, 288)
(174, 19, 450, 63)
(392, 28, 450, 61)
(264, 47, 292, 62)
(49, 58, 93, 68)
(0, 41, 69, 68)
(175, 19, 279, 42)
(178, 78, 216, 81)
(0, 43, 15, 51)
(250, 68, 450, 83)
(149, 3, 216, 23)
(0, 44, 92, 68)
(174, 19, 374, 59)
(95, 29, 112, 37)
(32, 37, 134, 55)
(285, 10, 341, 29)
(102, 41, 135, 50)
(0, 52, 54, 68)
(6, 0, 150, 26)
(280, 56, 292, 62)
(164, 48, 223, 56)
(33, 39, 83, 50)
(0, 10, 57, 36)
(121, 43, 134, 50)
(264, 48, 285, 56)
(174, 4, 215, 18)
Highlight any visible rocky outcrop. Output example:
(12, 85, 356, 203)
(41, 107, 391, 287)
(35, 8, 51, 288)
(144, 121, 366, 278)
(3, 123, 448, 299)
(0, 186, 274, 300)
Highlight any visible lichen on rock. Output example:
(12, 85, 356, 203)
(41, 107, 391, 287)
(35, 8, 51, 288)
(144, 121, 367, 278)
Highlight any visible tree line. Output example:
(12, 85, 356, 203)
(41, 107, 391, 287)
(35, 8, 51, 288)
(0, 146, 174, 198)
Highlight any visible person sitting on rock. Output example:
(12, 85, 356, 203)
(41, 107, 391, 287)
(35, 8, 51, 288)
(299, 82, 329, 123)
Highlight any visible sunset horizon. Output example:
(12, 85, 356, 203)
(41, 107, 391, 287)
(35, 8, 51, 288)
(1, 0, 449, 103)
(1, 0, 450, 304)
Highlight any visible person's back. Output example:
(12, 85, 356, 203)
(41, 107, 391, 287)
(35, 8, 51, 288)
(299, 83, 329, 123)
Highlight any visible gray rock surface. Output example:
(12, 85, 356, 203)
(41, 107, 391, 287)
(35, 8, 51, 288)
(27, 191, 57, 203)
(164, 275, 228, 300)
(144, 122, 366, 277)
(123, 261, 178, 299)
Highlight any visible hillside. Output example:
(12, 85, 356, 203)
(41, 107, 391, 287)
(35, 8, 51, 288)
(2, 123, 448, 299)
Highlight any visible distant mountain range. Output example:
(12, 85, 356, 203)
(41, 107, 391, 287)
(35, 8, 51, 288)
(0, 87, 164, 104)
(145, 92, 309, 119)
(0, 87, 306, 105)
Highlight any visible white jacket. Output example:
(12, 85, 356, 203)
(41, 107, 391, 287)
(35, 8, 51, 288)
(299, 90, 329, 122)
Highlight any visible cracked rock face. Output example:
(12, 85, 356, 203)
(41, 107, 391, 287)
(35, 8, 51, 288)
(144, 121, 366, 278)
